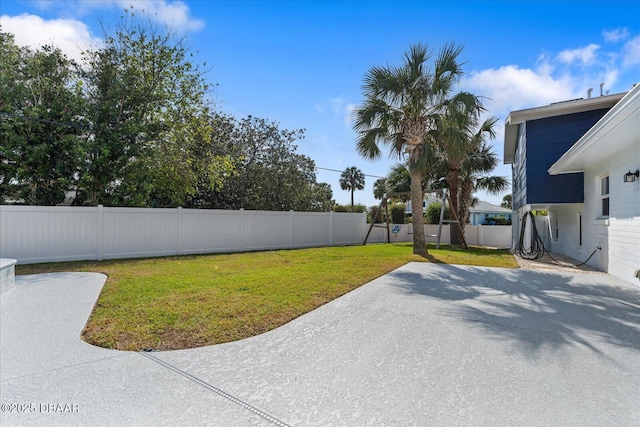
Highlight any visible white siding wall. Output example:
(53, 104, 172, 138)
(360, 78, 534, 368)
(583, 147, 640, 284)
(546, 147, 640, 285)
(547, 204, 591, 264)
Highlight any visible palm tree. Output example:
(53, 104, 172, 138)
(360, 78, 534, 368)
(458, 142, 509, 234)
(373, 178, 387, 200)
(353, 43, 466, 255)
(339, 166, 365, 211)
(501, 194, 512, 209)
(439, 111, 498, 245)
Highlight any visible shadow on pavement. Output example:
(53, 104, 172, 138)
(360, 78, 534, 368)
(389, 265, 640, 358)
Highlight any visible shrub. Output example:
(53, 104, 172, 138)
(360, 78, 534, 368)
(333, 203, 366, 213)
(352, 204, 366, 213)
(426, 202, 449, 224)
(390, 205, 405, 224)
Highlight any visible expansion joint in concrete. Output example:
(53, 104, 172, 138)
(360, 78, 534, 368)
(138, 351, 291, 427)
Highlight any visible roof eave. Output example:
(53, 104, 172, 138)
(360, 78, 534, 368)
(549, 84, 640, 175)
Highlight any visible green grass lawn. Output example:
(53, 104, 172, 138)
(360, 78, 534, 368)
(16, 243, 518, 351)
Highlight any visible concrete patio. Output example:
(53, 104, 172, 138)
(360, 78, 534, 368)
(1, 263, 639, 426)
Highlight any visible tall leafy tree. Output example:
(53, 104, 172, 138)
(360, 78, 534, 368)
(339, 166, 365, 211)
(0, 31, 23, 203)
(308, 182, 334, 212)
(78, 10, 215, 206)
(189, 114, 330, 211)
(0, 31, 85, 205)
(354, 43, 466, 255)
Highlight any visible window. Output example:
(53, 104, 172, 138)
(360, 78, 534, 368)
(600, 176, 610, 217)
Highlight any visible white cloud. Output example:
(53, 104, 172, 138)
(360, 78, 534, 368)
(17, 1, 204, 32)
(463, 35, 640, 119)
(557, 44, 600, 65)
(463, 64, 576, 116)
(0, 1, 204, 64)
(0, 14, 101, 63)
(330, 96, 347, 115)
(603, 27, 629, 42)
(112, 0, 205, 32)
(622, 35, 640, 68)
(69, 0, 204, 32)
(323, 96, 357, 129)
(344, 103, 357, 128)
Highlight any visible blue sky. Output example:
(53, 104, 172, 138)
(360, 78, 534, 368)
(2, 0, 639, 207)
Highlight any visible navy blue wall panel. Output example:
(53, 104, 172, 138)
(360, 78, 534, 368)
(512, 124, 527, 210)
(524, 108, 609, 205)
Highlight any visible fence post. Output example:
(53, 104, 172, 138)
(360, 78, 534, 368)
(177, 207, 182, 255)
(289, 210, 294, 248)
(97, 205, 104, 261)
(329, 211, 334, 246)
(240, 208, 245, 251)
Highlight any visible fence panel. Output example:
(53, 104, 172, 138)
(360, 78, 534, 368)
(476, 225, 512, 248)
(366, 224, 510, 248)
(292, 212, 332, 247)
(102, 208, 179, 260)
(0, 206, 513, 264)
(179, 209, 243, 255)
(0, 206, 99, 263)
(242, 210, 291, 250)
(331, 212, 367, 245)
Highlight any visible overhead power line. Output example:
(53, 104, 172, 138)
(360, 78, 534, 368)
(315, 166, 385, 179)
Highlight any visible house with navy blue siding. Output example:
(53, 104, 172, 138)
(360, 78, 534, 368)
(504, 85, 640, 285)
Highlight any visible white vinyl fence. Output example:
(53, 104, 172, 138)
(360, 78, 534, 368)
(0, 206, 366, 264)
(365, 223, 512, 248)
(0, 206, 512, 265)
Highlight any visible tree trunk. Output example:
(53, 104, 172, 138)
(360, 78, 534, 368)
(446, 167, 463, 245)
(410, 169, 428, 256)
(458, 177, 474, 237)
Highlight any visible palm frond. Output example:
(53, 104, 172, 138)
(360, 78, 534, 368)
(474, 176, 509, 195)
(355, 127, 385, 160)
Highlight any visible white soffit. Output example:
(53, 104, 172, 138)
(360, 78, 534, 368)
(549, 83, 640, 175)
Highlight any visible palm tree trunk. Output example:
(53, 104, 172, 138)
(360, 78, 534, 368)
(410, 169, 428, 256)
(458, 177, 474, 236)
(351, 189, 354, 212)
(446, 167, 462, 245)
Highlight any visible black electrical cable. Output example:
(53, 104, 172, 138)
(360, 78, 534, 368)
(516, 211, 551, 260)
(575, 249, 598, 267)
(516, 211, 598, 268)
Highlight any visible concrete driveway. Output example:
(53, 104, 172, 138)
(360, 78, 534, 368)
(1, 263, 639, 426)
